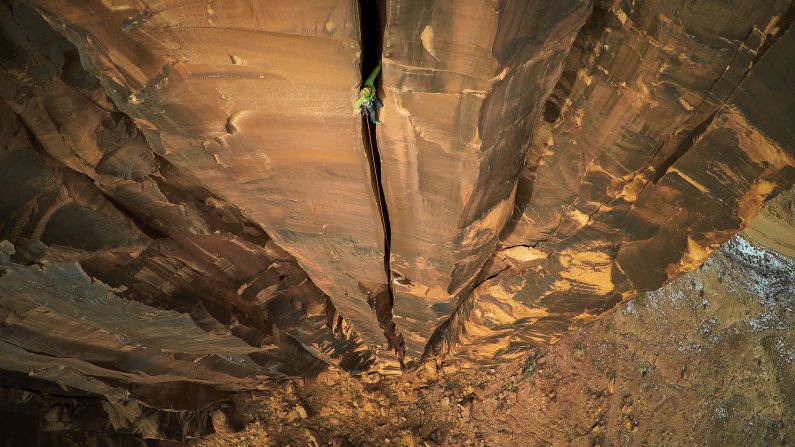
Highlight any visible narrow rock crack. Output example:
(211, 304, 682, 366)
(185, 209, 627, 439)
(359, 0, 406, 363)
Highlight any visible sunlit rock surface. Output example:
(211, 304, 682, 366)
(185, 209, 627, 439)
(433, 0, 795, 365)
(379, 0, 593, 357)
(0, 0, 373, 380)
(0, 0, 793, 405)
(743, 184, 795, 257)
(20, 0, 395, 359)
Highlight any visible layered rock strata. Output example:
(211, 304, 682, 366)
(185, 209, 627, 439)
(743, 184, 795, 257)
(378, 0, 594, 357)
(435, 0, 795, 364)
(0, 0, 792, 385)
(20, 0, 397, 360)
(0, 0, 374, 389)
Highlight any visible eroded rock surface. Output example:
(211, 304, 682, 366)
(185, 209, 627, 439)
(379, 0, 593, 357)
(21, 0, 396, 360)
(192, 235, 795, 446)
(744, 184, 795, 257)
(0, 0, 374, 385)
(0, 257, 268, 396)
(433, 0, 795, 365)
(0, 0, 793, 417)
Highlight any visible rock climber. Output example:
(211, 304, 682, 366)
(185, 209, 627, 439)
(354, 64, 383, 125)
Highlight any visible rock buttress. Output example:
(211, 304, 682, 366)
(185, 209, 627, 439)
(0, 0, 374, 377)
(22, 0, 399, 365)
(378, 0, 593, 358)
(435, 0, 795, 365)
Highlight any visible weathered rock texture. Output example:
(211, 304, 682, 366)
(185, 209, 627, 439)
(0, 377, 222, 444)
(0, 0, 793, 415)
(0, 0, 374, 388)
(0, 253, 265, 398)
(379, 0, 593, 357)
(743, 184, 795, 257)
(435, 0, 795, 365)
(20, 0, 396, 359)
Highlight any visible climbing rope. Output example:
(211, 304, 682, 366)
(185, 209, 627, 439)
(363, 114, 391, 256)
(363, 113, 408, 367)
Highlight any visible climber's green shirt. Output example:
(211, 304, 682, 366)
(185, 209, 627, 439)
(354, 64, 381, 111)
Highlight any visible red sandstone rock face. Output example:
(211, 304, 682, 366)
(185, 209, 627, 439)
(378, 0, 593, 358)
(436, 0, 795, 364)
(0, 0, 793, 402)
(21, 0, 396, 362)
(743, 184, 795, 257)
(0, 0, 374, 397)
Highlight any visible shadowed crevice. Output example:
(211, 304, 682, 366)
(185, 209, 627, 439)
(358, 0, 407, 364)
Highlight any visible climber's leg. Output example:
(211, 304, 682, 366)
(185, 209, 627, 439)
(366, 104, 380, 125)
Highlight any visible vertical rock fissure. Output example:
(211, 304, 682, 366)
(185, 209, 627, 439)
(364, 119, 391, 277)
(359, 0, 406, 362)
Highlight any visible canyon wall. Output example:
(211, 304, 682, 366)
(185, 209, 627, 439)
(0, 0, 793, 408)
(435, 0, 795, 364)
(378, 0, 593, 358)
(20, 0, 397, 361)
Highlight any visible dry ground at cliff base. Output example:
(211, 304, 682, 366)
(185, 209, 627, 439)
(197, 237, 795, 447)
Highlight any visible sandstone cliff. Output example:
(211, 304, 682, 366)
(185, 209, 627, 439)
(0, 0, 793, 414)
